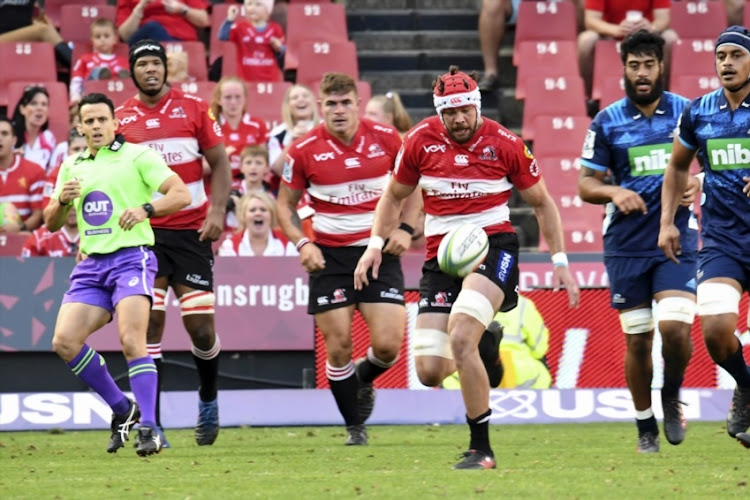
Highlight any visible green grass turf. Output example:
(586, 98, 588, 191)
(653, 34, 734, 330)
(1, 422, 748, 499)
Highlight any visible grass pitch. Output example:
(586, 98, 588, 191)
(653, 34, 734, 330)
(1, 422, 748, 499)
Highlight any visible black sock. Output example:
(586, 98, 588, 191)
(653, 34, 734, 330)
(718, 345, 750, 389)
(467, 409, 493, 456)
(662, 372, 684, 400)
(636, 415, 658, 436)
(193, 355, 219, 402)
(154, 357, 164, 427)
(329, 374, 361, 426)
(54, 42, 72, 67)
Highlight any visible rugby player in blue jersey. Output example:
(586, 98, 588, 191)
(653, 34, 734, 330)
(660, 25, 750, 449)
(579, 30, 701, 453)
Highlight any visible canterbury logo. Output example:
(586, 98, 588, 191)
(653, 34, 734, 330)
(449, 97, 463, 104)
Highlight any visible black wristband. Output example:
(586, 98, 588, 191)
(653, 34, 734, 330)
(59, 198, 70, 206)
(142, 203, 155, 218)
(398, 222, 414, 235)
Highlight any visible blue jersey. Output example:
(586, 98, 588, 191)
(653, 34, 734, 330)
(677, 89, 750, 258)
(581, 92, 698, 257)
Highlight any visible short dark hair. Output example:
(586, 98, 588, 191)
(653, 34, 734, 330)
(78, 93, 116, 118)
(0, 115, 14, 135)
(620, 30, 665, 64)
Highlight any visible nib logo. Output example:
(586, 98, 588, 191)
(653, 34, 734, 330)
(707, 139, 750, 170)
(628, 143, 671, 176)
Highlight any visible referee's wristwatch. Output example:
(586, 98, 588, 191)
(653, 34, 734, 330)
(142, 203, 155, 218)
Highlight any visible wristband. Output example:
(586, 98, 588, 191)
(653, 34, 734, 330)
(142, 203, 155, 218)
(59, 197, 70, 206)
(367, 235, 385, 250)
(551, 252, 569, 267)
(295, 237, 311, 251)
(398, 222, 414, 235)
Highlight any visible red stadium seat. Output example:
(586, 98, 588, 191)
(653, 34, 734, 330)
(163, 41, 208, 82)
(44, 0, 107, 27)
(83, 79, 138, 108)
(536, 156, 584, 188)
(295, 41, 359, 89)
(176, 81, 216, 103)
(0, 43, 57, 106)
(670, 0, 728, 40)
(284, 2, 348, 71)
(521, 76, 586, 141)
(7, 82, 69, 143)
(60, 4, 117, 42)
(513, 0, 578, 65)
(597, 76, 625, 109)
(209, 3, 238, 64)
(247, 80, 292, 129)
(531, 115, 591, 158)
(539, 223, 604, 253)
(591, 40, 621, 102)
(515, 41, 580, 100)
(289, 0, 332, 3)
(669, 38, 717, 89)
(671, 74, 720, 100)
(0, 233, 29, 257)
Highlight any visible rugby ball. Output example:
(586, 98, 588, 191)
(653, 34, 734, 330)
(437, 223, 489, 277)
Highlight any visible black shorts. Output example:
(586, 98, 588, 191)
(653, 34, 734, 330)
(152, 228, 214, 291)
(308, 245, 405, 314)
(419, 232, 519, 315)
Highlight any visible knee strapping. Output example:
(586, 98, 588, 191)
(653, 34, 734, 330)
(413, 328, 453, 359)
(619, 308, 654, 334)
(698, 283, 741, 316)
(657, 296, 696, 324)
(450, 289, 495, 328)
(152, 288, 168, 312)
(180, 290, 215, 316)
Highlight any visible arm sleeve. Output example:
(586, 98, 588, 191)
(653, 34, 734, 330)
(579, 114, 610, 171)
(392, 136, 420, 186)
(115, 1, 132, 27)
(51, 162, 70, 201)
(282, 148, 307, 191)
(676, 102, 698, 151)
(218, 20, 233, 41)
(506, 140, 540, 191)
(196, 101, 225, 151)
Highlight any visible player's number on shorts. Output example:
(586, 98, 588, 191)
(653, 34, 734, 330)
(535, 1, 558, 14)
(256, 83, 274, 94)
(304, 5, 321, 16)
(82, 6, 99, 17)
(313, 43, 330, 54)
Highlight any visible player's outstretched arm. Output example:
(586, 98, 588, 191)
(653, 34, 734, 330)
(519, 178, 580, 307)
(659, 137, 695, 263)
(579, 166, 647, 215)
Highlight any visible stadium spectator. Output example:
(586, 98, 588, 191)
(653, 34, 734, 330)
(443, 294, 552, 390)
(724, 0, 745, 26)
(476, 0, 518, 92)
(268, 84, 318, 181)
(209, 76, 270, 183)
(278, 72, 417, 446)
(354, 66, 579, 469)
(44, 92, 191, 456)
(69, 18, 130, 106)
(364, 92, 413, 136)
(0, 115, 45, 233)
(116, 0, 210, 45)
(579, 30, 700, 453)
(577, 0, 677, 97)
(219, 192, 297, 256)
(226, 145, 272, 229)
(659, 25, 750, 449)
(0, 0, 72, 66)
(45, 129, 88, 208)
(116, 40, 232, 449)
(11, 85, 57, 172)
(22, 205, 79, 258)
(218, 0, 285, 82)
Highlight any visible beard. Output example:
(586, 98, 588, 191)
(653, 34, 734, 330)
(624, 76, 663, 106)
(133, 74, 167, 97)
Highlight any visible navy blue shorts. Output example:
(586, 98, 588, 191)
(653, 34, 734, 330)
(697, 246, 750, 291)
(605, 253, 697, 310)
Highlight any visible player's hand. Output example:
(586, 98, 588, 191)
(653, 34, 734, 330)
(354, 248, 382, 290)
(75, 250, 88, 264)
(227, 5, 239, 20)
(225, 145, 237, 157)
(552, 265, 580, 308)
(681, 175, 701, 206)
(383, 228, 411, 257)
(270, 37, 282, 52)
(59, 179, 81, 205)
(198, 206, 225, 242)
(119, 206, 148, 231)
(299, 243, 325, 273)
(611, 188, 647, 215)
(658, 223, 682, 264)
(162, 0, 184, 14)
(742, 176, 750, 197)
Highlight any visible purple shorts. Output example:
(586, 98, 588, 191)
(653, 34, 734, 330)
(63, 246, 157, 316)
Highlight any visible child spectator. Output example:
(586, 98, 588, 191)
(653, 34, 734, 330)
(219, 192, 297, 256)
(69, 18, 130, 106)
(22, 206, 79, 257)
(209, 76, 270, 181)
(11, 85, 56, 171)
(219, 0, 285, 82)
(227, 145, 272, 229)
(364, 92, 413, 136)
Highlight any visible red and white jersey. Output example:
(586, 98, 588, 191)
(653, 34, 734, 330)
(42, 164, 60, 209)
(229, 20, 284, 82)
(395, 116, 540, 259)
(22, 226, 79, 257)
(23, 129, 56, 171)
(116, 88, 224, 230)
(0, 155, 46, 221)
(218, 228, 297, 256)
(283, 119, 402, 247)
(221, 113, 269, 179)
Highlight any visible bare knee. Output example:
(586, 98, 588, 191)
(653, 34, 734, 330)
(147, 312, 166, 344)
(52, 331, 84, 363)
(625, 333, 653, 360)
(184, 316, 216, 350)
(481, 0, 508, 17)
(416, 356, 452, 387)
(577, 30, 599, 56)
